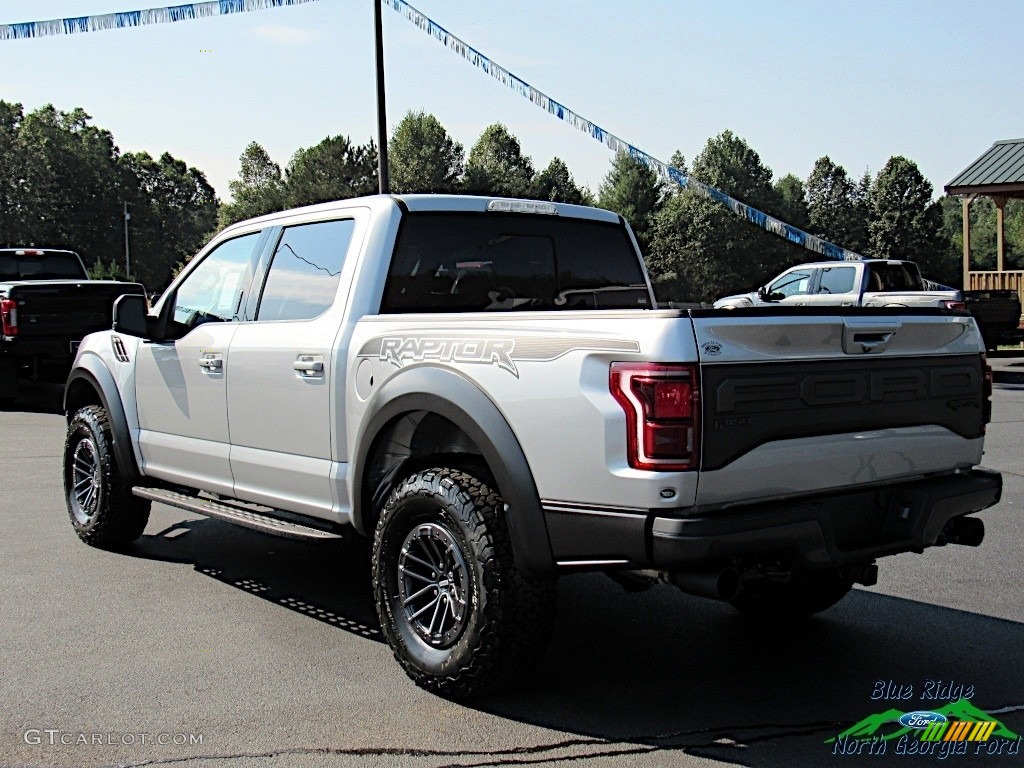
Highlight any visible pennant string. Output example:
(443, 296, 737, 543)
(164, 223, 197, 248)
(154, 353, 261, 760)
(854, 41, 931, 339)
(1, 0, 859, 260)
(0, 0, 321, 41)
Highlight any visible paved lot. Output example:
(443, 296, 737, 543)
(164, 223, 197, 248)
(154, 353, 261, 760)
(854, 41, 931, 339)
(1, 371, 1022, 768)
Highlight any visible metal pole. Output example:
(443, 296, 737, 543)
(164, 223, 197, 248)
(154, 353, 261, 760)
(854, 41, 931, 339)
(374, 0, 390, 194)
(123, 202, 131, 280)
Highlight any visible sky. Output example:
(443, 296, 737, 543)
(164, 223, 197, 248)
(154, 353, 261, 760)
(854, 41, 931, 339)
(0, 0, 1021, 206)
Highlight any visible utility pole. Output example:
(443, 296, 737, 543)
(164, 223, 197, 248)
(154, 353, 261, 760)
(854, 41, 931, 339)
(123, 202, 131, 280)
(374, 0, 389, 194)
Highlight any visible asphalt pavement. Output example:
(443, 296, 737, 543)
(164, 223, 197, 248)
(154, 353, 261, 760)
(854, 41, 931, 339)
(1, 375, 1022, 768)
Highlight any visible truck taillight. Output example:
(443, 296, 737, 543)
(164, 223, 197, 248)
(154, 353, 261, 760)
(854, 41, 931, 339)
(983, 356, 992, 428)
(0, 298, 16, 336)
(610, 363, 700, 471)
(944, 300, 966, 310)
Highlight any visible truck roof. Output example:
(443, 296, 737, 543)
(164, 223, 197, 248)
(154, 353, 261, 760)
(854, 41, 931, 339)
(218, 194, 623, 238)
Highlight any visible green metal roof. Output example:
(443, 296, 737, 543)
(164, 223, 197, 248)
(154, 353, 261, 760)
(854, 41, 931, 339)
(946, 139, 1024, 194)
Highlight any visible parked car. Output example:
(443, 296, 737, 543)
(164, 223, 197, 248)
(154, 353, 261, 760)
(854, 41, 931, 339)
(0, 248, 145, 403)
(713, 259, 964, 310)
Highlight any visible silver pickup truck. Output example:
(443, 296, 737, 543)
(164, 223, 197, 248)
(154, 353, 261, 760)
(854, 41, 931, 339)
(713, 258, 963, 310)
(62, 195, 1001, 697)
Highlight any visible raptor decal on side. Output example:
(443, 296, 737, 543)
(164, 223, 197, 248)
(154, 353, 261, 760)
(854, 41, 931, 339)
(357, 333, 641, 377)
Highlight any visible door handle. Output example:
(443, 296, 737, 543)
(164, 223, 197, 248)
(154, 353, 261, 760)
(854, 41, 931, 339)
(199, 356, 223, 371)
(293, 356, 324, 376)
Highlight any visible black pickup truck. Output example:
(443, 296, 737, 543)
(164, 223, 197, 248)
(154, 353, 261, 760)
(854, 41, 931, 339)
(964, 289, 1022, 350)
(0, 248, 145, 403)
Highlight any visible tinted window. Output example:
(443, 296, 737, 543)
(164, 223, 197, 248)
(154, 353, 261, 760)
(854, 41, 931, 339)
(867, 263, 922, 292)
(381, 213, 650, 313)
(257, 219, 355, 322)
(0, 252, 86, 279)
(174, 233, 260, 327)
(818, 266, 856, 294)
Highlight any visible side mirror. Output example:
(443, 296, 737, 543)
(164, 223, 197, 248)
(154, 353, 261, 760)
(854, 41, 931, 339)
(112, 293, 149, 337)
(113, 292, 177, 341)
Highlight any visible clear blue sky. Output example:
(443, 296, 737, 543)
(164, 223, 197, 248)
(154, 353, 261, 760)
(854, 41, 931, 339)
(1, 0, 1021, 204)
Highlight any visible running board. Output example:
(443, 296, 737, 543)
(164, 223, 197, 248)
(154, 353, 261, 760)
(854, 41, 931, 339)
(132, 487, 343, 541)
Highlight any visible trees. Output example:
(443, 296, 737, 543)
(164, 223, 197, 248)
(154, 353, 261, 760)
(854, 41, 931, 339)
(12, 105, 123, 266)
(219, 136, 378, 227)
(647, 132, 799, 304)
(464, 123, 535, 197)
(285, 135, 378, 208)
(389, 110, 464, 194)
(218, 142, 286, 227)
(532, 157, 592, 204)
(122, 151, 218, 290)
(869, 156, 953, 284)
(0, 102, 216, 289)
(773, 173, 810, 232)
(597, 151, 662, 256)
(805, 156, 867, 254)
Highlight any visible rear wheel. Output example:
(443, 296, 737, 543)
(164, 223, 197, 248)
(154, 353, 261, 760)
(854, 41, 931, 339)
(372, 467, 556, 698)
(64, 405, 150, 548)
(729, 569, 853, 619)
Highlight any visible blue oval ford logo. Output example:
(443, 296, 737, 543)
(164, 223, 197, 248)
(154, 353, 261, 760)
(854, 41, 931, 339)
(702, 342, 722, 356)
(898, 711, 947, 729)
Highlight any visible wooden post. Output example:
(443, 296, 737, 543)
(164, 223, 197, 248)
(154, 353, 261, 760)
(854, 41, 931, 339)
(993, 195, 1007, 273)
(962, 195, 973, 289)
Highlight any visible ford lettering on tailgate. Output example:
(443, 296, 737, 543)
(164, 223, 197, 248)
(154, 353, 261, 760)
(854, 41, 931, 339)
(701, 355, 985, 471)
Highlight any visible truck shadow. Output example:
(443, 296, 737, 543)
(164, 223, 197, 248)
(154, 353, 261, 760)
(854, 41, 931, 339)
(0, 380, 65, 414)
(127, 516, 1023, 767)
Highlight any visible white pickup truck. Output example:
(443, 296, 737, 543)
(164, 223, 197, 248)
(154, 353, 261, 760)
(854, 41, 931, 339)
(62, 195, 1000, 697)
(713, 259, 963, 310)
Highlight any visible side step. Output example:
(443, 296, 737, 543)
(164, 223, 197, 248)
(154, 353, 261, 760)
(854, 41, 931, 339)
(132, 487, 343, 541)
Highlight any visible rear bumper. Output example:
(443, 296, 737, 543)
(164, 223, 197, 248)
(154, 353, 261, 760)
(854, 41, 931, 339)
(546, 470, 1002, 571)
(650, 469, 1001, 570)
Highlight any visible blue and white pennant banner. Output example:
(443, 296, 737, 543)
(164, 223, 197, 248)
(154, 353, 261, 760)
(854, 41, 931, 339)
(2, 0, 859, 259)
(0, 0, 320, 41)
(385, 0, 861, 261)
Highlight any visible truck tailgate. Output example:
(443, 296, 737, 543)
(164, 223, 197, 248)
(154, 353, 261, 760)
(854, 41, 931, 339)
(7, 281, 145, 340)
(690, 308, 987, 508)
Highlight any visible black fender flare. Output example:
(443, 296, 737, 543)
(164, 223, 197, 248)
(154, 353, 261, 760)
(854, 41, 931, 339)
(64, 357, 141, 484)
(352, 366, 555, 576)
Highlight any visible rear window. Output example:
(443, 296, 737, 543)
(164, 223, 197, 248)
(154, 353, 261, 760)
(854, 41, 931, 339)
(381, 212, 651, 313)
(0, 252, 86, 280)
(866, 263, 923, 292)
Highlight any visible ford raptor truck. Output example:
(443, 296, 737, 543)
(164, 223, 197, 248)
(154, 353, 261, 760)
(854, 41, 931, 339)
(61, 195, 1001, 697)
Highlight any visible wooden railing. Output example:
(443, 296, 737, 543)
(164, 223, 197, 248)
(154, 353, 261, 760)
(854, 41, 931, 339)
(967, 271, 1024, 327)
(968, 270, 1024, 294)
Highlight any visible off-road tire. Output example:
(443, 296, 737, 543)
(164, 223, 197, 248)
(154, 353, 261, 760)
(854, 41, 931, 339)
(64, 405, 150, 548)
(729, 569, 854, 619)
(372, 467, 556, 698)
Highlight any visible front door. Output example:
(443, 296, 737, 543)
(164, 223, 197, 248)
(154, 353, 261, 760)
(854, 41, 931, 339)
(135, 231, 262, 495)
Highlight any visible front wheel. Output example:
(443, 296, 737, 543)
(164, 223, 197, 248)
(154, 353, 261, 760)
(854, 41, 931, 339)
(729, 569, 853, 619)
(372, 467, 556, 698)
(64, 405, 150, 549)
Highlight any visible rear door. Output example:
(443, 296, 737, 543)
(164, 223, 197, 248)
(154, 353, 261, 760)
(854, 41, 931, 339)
(805, 264, 860, 306)
(690, 309, 986, 508)
(226, 214, 364, 520)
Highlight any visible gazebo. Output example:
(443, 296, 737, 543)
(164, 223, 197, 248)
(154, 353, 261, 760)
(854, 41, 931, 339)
(945, 138, 1024, 292)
